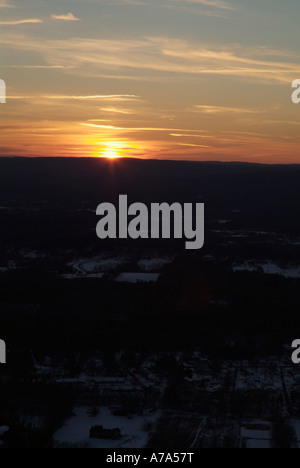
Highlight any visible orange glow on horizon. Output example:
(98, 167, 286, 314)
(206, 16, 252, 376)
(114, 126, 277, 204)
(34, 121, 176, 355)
(95, 140, 143, 159)
(97, 142, 125, 159)
(1, 116, 300, 164)
(100, 148, 122, 159)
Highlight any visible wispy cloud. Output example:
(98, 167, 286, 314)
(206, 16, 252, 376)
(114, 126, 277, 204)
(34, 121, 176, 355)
(121, 0, 147, 4)
(6, 94, 140, 110)
(51, 13, 80, 21)
(2, 65, 71, 69)
(170, 133, 212, 138)
(170, 0, 236, 10)
(44, 94, 139, 101)
(80, 123, 213, 133)
(193, 106, 259, 114)
(101, 107, 135, 114)
(1, 34, 298, 84)
(177, 143, 211, 147)
(0, 18, 43, 25)
(81, 123, 124, 130)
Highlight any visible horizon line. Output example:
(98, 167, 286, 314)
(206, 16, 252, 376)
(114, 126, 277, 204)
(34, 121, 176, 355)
(0, 155, 299, 167)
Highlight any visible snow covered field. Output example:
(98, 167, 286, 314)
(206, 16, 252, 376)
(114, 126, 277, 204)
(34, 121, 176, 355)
(54, 406, 160, 448)
(235, 365, 282, 392)
(233, 262, 300, 279)
(0, 426, 9, 447)
(62, 273, 105, 280)
(138, 258, 173, 272)
(66, 256, 171, 280)
(241, 421, 272, 449)
(292, 419, 300, 448)
(68, 256, 129, 276)
(115, 273, 160, 283)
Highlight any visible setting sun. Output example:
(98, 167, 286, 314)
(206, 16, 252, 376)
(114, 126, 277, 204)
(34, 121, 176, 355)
(101, 149, 121, 159)
(98, 142, 123, 159)
(96, 140, 143, 159)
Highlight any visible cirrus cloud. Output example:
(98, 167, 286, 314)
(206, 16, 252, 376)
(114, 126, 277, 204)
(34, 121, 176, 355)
(193, 105, 259, 114)
(0, 18, 43, 25)
(51, 12, 80, 21)
(0, 34, 299, 84)
(169, 0, 236, 10)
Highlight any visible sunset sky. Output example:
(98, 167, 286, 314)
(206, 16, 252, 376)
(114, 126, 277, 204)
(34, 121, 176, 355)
(0, 0, 300, 162)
